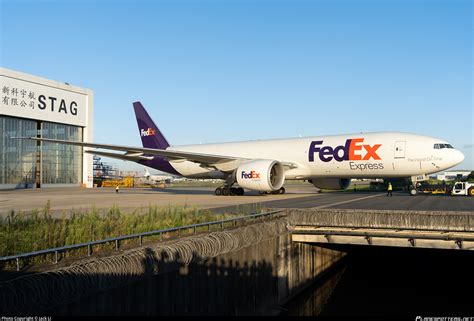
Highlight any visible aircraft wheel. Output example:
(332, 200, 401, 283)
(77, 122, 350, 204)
(222, 188, 230, 196)
(230, 187, 238, 196)
(215, 188, 222, 196)
(237, 187, 244, 196)
(279, 187, 286, 194)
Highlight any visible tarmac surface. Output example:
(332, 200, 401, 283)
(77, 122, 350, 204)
(257, 190, 474, 212)
(1, 183, 473, 217)
(0, 184, 315, 217)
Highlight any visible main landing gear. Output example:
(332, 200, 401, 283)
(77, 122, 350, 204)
(214, 186, 286, 196)
(215, 186, 245, 196)
(215, 175, 244, 196)
(259, 187, 286, 195)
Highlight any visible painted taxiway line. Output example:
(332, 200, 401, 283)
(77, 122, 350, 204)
(312, 193, 385, 209)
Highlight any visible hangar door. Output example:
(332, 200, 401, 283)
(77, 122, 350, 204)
(394, 141, 406, 158)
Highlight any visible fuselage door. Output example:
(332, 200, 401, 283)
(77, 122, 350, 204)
(394, 141, 406, 158)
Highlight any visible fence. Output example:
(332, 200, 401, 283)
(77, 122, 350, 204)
(0, 209, 285, 271)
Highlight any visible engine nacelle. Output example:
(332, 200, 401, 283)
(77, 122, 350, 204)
(311, 178, 351, 190)
(236, 160, 285, 192)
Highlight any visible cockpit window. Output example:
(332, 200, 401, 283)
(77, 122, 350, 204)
(433, 143, 454, 149)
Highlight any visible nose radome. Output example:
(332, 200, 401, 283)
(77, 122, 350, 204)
(454, 150, 465, 165)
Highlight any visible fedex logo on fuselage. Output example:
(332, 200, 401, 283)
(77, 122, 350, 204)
(309, 138, 382, 163)
(241, 171, 261, 180)
(141, 128, 156, 137)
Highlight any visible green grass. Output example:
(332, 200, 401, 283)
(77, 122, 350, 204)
(0, 201, 228, 260)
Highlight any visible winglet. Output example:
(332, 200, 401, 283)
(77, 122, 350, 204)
(133, 101, 170, 150)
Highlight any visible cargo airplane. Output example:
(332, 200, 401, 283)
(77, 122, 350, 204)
(16, 102, 465, 196)
(143, 168, 175, 184)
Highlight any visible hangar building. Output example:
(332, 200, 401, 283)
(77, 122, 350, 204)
(0, 67, 93, 189)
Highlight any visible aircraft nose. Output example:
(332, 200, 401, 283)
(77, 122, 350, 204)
(453, 150, 465, 165)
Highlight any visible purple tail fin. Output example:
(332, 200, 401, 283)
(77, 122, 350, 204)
(132, 102, 180, 176)
(133, 101, 170, 150)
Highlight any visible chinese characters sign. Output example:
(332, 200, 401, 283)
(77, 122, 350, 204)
(1, 72, 88, 127)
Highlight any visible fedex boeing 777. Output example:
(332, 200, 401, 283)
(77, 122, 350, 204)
(18, 102, 465, 196)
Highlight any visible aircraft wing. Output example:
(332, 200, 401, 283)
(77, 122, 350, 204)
(84, 150, 154, 162)
(16, 137, 299, 172)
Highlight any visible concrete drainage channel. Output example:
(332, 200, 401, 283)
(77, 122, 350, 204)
(1, 208, 473, 315)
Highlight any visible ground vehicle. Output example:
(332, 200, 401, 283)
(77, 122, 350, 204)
(412, 183, 451, 196)
(451, 181, 474, 196)
(410, 181, 474, 196)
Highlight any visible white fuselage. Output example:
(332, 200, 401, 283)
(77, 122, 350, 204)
(166, 132, 464, 180)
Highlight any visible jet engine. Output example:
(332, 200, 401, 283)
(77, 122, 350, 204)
(311, 178, 351, 190)
(236, 160, 285, 192)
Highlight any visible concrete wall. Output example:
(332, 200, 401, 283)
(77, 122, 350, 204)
(287, 208, 474, 232)
(52, 235, 344, 316)
(0, 218, 345, 316)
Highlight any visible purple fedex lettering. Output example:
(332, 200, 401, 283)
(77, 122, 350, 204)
(309, 140, 352, 162)
(320, 146, 334, 162)
(334, 140, 351, 161)
(309, 138, 381, 162)
(308, 141, 323, 162)
(241, 171, 261, 179)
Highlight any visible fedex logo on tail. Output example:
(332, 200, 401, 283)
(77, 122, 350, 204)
(141, 128, 156, 137)
(309, 138, 382, 163)
(241, 171, 261, 180)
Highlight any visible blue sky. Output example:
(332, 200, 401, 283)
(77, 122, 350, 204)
(1, 0, 472, 172)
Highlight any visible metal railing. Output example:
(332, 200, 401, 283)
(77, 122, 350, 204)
(0, 209, 285, 271)
(291, 226, 474, 249)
